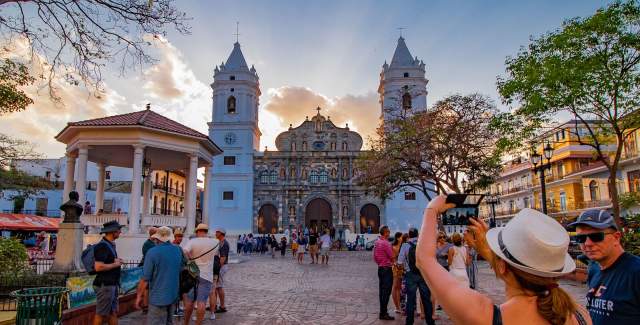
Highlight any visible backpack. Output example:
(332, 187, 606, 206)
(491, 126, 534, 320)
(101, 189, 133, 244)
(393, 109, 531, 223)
(179, 242, 219, 295)
(81, 239, 116, 275)
(407, 241, 419, 274)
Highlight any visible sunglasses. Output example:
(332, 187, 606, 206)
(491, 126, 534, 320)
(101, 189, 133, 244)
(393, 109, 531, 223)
(575, 232, 614, 243)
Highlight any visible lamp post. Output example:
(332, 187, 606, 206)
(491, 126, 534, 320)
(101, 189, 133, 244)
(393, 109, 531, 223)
(530, 141, 554, 214)
(485, 194, 500, 228)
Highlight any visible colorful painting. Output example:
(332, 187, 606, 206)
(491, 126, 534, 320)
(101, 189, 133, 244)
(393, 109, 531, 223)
(119, 267, 143, 294)
(66, 275, 96, 308)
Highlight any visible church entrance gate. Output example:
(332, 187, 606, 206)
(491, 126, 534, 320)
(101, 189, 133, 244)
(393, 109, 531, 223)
(305, 198, 332, 233)
(258, 204, 278, 234)
(359, 204, 380, 234)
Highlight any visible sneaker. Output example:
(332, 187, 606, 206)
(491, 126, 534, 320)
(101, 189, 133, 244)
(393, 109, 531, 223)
(210, 313, 216, 320)
(215, 307, 227, 313)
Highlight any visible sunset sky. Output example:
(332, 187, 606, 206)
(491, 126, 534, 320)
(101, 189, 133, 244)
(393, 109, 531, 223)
(1, 0, 612, 158)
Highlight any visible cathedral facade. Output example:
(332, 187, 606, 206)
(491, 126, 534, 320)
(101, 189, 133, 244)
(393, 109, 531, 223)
(206, 37, 430, 235)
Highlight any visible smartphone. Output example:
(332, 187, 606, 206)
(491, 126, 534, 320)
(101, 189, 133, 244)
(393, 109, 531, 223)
(442, 194, 484, 226)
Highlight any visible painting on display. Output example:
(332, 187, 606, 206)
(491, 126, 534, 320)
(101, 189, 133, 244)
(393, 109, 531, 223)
(66, 275, 96, 308)
(119, 267, 143, 294)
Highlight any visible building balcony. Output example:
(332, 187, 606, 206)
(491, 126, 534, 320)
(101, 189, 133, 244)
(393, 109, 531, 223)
(3, 209, 62, 218)
(151, 208, 182, 216)
(141, 214, 187, 228)
(499, 185, 532, 195)
(152, 184, 185, 197)
(577, 199, 612, 210)
(494, 207, 525, 216)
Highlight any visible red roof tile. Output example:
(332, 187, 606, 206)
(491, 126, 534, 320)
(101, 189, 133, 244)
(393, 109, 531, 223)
(67, 109, 208, 139)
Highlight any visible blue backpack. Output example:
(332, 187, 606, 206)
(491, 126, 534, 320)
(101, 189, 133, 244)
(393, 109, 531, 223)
(81, 240, 116, 275)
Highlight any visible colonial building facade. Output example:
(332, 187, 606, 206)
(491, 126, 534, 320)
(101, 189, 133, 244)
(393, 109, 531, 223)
(207, 37, 431, 235)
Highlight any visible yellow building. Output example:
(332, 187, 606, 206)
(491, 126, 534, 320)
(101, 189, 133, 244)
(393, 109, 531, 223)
(150, 170, 186, 216)
(530, 120, 613, 222)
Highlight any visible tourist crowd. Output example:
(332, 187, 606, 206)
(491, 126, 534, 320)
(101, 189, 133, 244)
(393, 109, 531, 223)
(373, 194, 640, 325)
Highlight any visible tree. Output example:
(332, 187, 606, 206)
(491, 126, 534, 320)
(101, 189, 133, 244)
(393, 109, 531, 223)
(497, 1, 640, 227)
(0, 0, 190, 102)
(0, 237, 29, 276)
(357, 93, 502, 200)
(0, 58, 34, 114)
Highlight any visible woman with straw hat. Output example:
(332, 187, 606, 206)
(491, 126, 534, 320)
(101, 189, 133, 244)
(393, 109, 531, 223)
(416, 195, 591, 325)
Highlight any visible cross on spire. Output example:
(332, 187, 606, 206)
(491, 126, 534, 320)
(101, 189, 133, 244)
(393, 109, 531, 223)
(234, 21, 241, 43)
(316, 106, 322, 114)
(397, 27, 406, 37)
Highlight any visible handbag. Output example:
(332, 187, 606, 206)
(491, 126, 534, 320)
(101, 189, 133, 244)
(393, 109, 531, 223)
(179, 242, 219, 295)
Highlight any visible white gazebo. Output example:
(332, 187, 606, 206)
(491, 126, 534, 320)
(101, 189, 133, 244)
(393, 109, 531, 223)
(55, 107, 222, 235)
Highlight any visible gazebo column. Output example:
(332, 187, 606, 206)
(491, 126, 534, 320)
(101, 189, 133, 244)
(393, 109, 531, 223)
(202, 165, 211, 226)
(128, 145, 144, 234)
(96, 163, 106, 212)
(142, 173, 151, 217)
(185, 154, 198, 234)
(62, 153, 76, 202)
(75, 146, 89, 206)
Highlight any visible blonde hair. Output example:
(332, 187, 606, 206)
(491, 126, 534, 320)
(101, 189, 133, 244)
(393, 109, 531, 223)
(491, 258, 578, 325)
(451, 233, 463, 246)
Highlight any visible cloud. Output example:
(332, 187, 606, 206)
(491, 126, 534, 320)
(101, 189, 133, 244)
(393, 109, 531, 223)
(260, 86, 380, 149)
(0, 37, 128, 157)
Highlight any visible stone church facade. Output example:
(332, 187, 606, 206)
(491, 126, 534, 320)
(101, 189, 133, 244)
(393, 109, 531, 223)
(252, 110, 383, 234)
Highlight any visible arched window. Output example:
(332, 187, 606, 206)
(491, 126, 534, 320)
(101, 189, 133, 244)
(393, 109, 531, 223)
(310, 170, 319, 184)
(342, 168, 349, 179)
(402, 92, 412, 110)
(291, 142, 296, 151)
(331, 168, 337, 178)
(302, 168, 308, 180)
(260, 171, 270, 184)
(289, 205, 296, 218)
(589, 180, 600, 201)
(302, 141, 308, 151)
(227, 96, 237, 114)
(342, 205, 348, 218)
(342, 142, 348, 151)
(279, 167, 286, 179)
(289, 166, 296, 179)
(269, 171, 278, 184)
(330, 142, 336, 150)
(319, 170, 328, 184)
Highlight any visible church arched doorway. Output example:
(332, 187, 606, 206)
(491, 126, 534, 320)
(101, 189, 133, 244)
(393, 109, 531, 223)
(360, 204, 380, 234)
(257, 204, 278, 234)
(305, 198, 332, 233)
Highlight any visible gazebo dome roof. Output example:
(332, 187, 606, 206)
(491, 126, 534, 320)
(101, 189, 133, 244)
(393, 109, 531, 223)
(63, 109, 208, 139)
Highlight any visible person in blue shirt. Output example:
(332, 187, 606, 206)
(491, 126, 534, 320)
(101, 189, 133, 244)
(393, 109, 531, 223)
(135, 226, 183, 325)
(569, 209, 640, 325)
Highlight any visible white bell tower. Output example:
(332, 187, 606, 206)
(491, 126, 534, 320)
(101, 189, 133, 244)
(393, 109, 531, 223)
(378, 36, 428, 123)
(207, 41, 260, 234)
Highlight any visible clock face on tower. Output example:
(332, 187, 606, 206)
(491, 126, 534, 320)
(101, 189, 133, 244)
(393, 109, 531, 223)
(224, 132, 237, 145)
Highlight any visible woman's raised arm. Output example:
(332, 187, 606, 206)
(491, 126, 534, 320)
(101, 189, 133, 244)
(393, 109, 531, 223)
(416, 195, 494, 325)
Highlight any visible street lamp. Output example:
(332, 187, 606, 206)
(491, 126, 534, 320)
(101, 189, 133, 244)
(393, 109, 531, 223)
(142, 158, 151, 179)
(530, 142, 554, 214)
(485, 194, 500, 228)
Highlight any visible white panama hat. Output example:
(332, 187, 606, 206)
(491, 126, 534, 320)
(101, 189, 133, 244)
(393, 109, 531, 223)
(151, 226, 174, 243)
(486, 208, 575, 278)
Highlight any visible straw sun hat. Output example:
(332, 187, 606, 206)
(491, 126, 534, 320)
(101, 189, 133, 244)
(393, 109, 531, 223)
(486, 208, 575, 278)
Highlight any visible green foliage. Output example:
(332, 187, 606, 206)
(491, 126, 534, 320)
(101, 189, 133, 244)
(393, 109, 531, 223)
(622, 213, 640, 255)
(0, 238, 30, 276)
(0, 59, 35, 115)
(619, 192, 640, 212)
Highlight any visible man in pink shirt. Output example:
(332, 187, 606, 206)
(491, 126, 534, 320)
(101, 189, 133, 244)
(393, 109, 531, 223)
(373, 225, 395, 321)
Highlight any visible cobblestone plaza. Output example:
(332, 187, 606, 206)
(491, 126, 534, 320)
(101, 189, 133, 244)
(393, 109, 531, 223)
(121, 251, 587, 325)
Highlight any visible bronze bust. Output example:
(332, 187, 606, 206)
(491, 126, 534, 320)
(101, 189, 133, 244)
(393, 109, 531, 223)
(60, 191, 83, 223)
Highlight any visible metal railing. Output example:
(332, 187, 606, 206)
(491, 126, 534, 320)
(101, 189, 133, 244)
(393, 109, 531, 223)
(577, 200, 612, 209)
(80, 213, 128, 226)
(2, 209, 62, 217)
(142, 214, 186, 227)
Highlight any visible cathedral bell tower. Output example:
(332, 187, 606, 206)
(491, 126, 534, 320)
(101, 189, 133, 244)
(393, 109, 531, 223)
(378, 36, 428, 124)
(207, 41, 261, 233)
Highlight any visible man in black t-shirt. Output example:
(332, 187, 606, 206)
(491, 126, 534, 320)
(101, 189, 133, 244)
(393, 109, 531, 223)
(93, 220, 124, 325)
(308, 231, 319, 264)
(213, 227, 230, 314)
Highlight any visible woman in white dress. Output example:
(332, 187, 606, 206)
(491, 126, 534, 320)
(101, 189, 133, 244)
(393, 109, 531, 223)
(447, 233, 470, 287)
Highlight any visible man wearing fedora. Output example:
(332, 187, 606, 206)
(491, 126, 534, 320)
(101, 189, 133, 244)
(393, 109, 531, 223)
(182, 223, 219, 324)
(93, 220, 124, 325)
(570, 209, 640, 325)
(136, 226, 183, 324)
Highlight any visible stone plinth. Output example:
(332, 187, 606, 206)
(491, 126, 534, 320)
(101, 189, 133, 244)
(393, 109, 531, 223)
(49, 223, 86, 275)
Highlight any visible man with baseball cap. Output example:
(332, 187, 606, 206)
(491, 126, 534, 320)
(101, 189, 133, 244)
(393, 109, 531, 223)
(569, 209, 640, 324)
(213, 227, 229, 314)
(136, 226, 183, 324)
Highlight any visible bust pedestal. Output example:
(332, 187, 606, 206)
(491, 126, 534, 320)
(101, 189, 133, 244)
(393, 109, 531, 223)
(49, 223, 86, 275)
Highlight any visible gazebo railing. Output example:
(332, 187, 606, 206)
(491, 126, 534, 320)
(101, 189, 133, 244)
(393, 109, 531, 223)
(80, 213, 128, 226)
(141, 214, 186, 227)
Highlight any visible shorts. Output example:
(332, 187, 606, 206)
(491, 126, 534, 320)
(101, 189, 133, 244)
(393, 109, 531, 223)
(215, 265, 228, 289)
(147, 304, 175, 325)
(94, 285, 119, 316)
(187, 277, 213, 302)
(320, 246, 330, 256)
(309, 244, 318, 254)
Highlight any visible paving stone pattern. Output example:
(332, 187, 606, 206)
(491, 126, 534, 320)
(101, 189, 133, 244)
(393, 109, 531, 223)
(120, 251, 587, 325)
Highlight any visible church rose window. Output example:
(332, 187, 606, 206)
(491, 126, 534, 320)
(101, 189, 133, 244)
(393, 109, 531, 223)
(227, 96, 236, 114)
